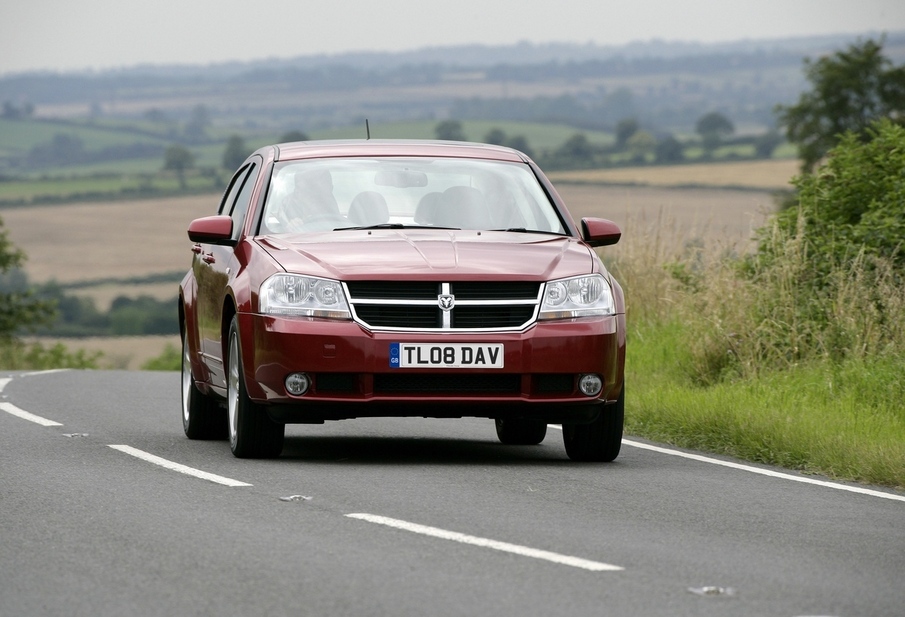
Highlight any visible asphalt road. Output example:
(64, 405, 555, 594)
(2, 369, 903, 617)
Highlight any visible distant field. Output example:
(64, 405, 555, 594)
(549, 158, 800, 191)
(3, 194, 214, 284)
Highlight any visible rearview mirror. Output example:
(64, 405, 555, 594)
(374, 170, 428, 188)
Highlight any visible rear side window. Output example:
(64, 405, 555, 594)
(217, 163, 251, 216)
(229, 163, 258, 240)
(216, 159, 261, 240)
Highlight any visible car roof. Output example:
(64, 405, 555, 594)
(268, 139, 529, 163)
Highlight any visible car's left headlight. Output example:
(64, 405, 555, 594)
(538, 274, 615, 320)
(259, 274, 351, 319)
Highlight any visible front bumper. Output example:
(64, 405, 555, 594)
(238, 312, 624, 421)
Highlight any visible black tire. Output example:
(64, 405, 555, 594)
(495, 418, 547, 445)
(562, 386, 624, 462)
(182, 331, 227, 440)
(227, 316, 284, 458)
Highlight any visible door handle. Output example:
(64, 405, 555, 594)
(191, 244, 203, 254)
(202, 253, 216, 264)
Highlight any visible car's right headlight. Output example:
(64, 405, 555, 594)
(538, 274, 615, 320)
(259, 274, 351, 319)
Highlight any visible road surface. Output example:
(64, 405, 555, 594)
(2, 370, 903, 616)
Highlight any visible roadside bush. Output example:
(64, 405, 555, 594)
(661, 120, 905, 383)
(761, 119, 905, 274)
(142, 343, 180, 371)
(0, 339, 99, 369)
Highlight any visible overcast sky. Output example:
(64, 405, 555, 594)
(2, 0, 905, 75)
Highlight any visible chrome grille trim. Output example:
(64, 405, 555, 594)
(344, 281, 543, 332)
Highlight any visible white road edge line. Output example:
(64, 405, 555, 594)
(346, 513, 624, 572)
(0, 402, 63, 427)
(548, 425, 905, 504)
(108, 445, 252, 488)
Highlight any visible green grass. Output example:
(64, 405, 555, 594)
(0, 171, 222, 203)
(0, 117, 171, 151)
(626, 319, 905, 489)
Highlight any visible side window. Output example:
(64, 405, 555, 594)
(229, 163, 258, 241)
(217, 163, 251, 216)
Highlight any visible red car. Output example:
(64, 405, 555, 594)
(180, 140, 625, 460)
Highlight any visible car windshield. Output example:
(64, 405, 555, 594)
(259, 157, 567, 234)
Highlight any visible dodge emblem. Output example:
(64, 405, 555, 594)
(438, 294, 455, 311)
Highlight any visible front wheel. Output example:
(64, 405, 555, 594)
(562, 386, 624, 462)
(227, 316, 284, 458)
(182, 330, 227, 440)
(495, 418, 547, 445)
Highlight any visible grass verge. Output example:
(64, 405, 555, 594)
(626, 320, 905, 490)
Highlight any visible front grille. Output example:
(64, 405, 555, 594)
(346, 281, 542, 331)
(375, 373, 521, 394)
(354, 305, 439, 328)
(452, 306, 536, 328)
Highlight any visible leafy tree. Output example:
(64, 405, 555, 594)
(183, 104, 211, 141)
(505, 135, 535, 159)
(483, 127, 507, 145)
(602, 88, 635, 124)
(435, 120, 466, 141)
(752, 119, 905, 287)
(109, 296, 178, 335)
(1, 101, 34, 119)
(776, 38, 905, 172)
(695, 111, 734, 156)
(222, 134, 248, 170)
(627, 130, 656, 162)
(615, 118, 639, 149)
(280, 130, 310, 142)
(0, 217, 54, 341)
(144, 108, 168, 123)
(27, 133, 86, 167)
(558, 133, 593, 160)
(655, 135, 685, 163)
(754, 130, 783, 159)
(481, 128, 534, 158)
(163, 144, 195, 188)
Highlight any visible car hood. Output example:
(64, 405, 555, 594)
(255, 229, 599, 280)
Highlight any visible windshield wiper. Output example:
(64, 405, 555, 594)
(490, 228, 566, 236)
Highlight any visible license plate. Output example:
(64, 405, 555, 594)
(389, 343, 504, 369)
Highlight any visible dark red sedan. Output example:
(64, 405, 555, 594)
(180, 140, 625, 460)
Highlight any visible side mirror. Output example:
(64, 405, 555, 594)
(580, 217, 621, 247)
(187, 215, 234, 244)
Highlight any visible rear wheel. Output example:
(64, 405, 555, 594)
(227, 316, 284, 458)
(495, 418, 547, 445)
(562, 386, 624, 462)
(182, 330, 227, 439)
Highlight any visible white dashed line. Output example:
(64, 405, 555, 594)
(346, 513, 624, 572)
(0, 402, 63, 427)
(108, 445, 252, 487)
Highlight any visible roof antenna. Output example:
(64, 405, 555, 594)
(365, 119, 371, 140)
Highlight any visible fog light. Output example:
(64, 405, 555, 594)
(578, 374, 603, 397)
(285, 372, 311, 396)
